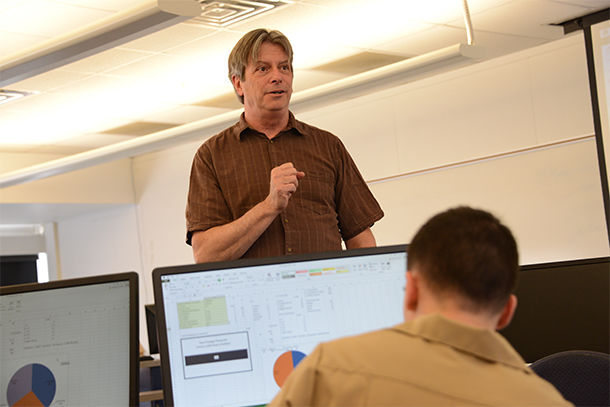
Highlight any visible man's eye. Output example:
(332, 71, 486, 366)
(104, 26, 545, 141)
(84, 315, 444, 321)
(257, 66, 267, 72)
(281, 65, 289, 71)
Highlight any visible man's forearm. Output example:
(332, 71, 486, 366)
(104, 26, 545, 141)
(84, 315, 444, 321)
(345, 227, 377, 249)
(192, 199, 280, 263)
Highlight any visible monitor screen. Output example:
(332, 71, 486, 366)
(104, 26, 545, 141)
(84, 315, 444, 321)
(153, 245, 407, 407)
(0, 272, 139, 406)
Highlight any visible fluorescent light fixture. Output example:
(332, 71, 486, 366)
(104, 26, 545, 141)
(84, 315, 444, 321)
(0, 224, 45, 237)
(0, 0, 202, 87)
(0, 43, 481, 188)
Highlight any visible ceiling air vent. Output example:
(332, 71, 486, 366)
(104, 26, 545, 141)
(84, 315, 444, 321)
(0, 89, 33, 106)
(187, 0, 288, 27)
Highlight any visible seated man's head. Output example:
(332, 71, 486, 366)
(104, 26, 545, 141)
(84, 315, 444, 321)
(405, 206, 519, 330)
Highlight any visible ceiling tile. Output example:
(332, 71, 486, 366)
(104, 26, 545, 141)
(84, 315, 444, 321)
(51, 133, 136, 149)
(1, 0, 112, 37)
(119, 22, 216, 53)
(0, 0, 603, 159)
(0, 30, 49, 57)
(228, 1, 433, 67)
(292, 70, 346, 93)
(142, 105, 233, 123)
(10, 69, 91, 93)
(374, 25, 468, 56)
(447, 0, 588, 39)
(0, 144, 38, 154)
(100, 121, 179, 136)
(566, 0, 610, 8)
(311, 52, 407, 76)
(374, 24, 548, 60)
(103, 51, 235, 106)
(192, 93, 243, 109)
(27, 145, 92, 155)
(0, 1, 18, 12)
(58, 48, 155, 74)
(161, 28, 244, 56)
(52, 0, 150, 12)
(466, 30, 549, 59)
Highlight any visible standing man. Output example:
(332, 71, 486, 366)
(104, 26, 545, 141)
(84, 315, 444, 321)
(269, 207, 572, 406)
(186, 29, 384, 262)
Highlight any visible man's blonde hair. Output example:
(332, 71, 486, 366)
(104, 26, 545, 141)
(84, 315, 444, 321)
(228, 28, 294, 104)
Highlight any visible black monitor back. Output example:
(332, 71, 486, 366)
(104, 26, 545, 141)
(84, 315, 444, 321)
(145, 303, 160, 355)
(500, 257, 609, 362)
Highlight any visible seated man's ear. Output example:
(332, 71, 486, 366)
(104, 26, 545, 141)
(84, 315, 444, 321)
(403, 271, 419, 321)
(496, 294, 517, 330)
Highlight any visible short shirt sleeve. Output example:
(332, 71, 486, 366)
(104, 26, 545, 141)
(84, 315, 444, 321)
(185, 143, 232, 245)
(333, 138, 384, 240)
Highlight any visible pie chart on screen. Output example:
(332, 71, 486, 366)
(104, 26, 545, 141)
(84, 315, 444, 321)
(6, 363, 56, 407)
(273, 350, 306, 387)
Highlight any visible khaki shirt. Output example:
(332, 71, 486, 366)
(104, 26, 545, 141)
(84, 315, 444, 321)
(186, 112, 383, 258)
(269, 314, 572, 406)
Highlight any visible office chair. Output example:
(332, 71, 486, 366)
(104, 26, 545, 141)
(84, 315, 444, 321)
(530, 350, 609, 407)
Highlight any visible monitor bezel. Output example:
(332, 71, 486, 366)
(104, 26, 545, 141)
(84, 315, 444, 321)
(152, 244, 407, 407)
(0, 271, 140, 406)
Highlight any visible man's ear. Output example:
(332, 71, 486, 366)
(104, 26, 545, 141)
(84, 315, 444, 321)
(405, 271, 419, 313)
(496, 294, 517, 330)
(231, 74, 244, 97)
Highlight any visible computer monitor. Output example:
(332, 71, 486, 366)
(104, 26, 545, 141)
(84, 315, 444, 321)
(0, 272, 139, 406)
(145, 304, 160, 355)
(500, 257, 610, 362)
(153, 245, 407, 407)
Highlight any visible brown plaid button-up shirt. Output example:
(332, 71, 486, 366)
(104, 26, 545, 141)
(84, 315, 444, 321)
(186, 112, 384, 259)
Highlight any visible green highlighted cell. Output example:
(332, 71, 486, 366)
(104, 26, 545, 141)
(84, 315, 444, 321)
(177, 296, 229, 329)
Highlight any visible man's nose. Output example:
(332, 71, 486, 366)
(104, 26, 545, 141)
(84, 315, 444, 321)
(270, 67, 283, 83)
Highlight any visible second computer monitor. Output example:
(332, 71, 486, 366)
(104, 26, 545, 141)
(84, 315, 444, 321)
(153, 245, 407, 407)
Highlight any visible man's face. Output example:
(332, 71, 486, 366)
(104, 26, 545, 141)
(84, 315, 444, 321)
(232, 41, 293, 117)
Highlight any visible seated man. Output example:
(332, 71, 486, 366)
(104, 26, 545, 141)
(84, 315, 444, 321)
(269, 206, 571, 406)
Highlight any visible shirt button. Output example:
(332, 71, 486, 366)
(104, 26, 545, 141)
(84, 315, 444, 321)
(287, 248, 292, 252)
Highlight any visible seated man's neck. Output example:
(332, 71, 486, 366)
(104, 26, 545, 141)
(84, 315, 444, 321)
(414, 295, 500, 331)
(245, 110, 289, 140)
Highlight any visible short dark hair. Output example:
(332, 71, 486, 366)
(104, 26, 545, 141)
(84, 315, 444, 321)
(407, 206, 519, 314)
(228, 28, 294, 104)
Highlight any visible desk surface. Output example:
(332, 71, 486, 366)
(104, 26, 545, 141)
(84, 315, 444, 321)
(140, 389, 164, 402)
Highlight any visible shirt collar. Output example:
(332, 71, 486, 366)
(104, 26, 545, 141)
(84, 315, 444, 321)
(234, 111, 306, 140)
(394, 314, 530, 373)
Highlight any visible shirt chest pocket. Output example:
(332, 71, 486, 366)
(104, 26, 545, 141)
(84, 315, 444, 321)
(295, 171, 335, 215)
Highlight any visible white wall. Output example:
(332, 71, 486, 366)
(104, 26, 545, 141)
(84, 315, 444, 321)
(297, 31, 608, 264)
(131, 141, 198, 306)
(45, 32, 610, 347)
(55, 204, 145, 338)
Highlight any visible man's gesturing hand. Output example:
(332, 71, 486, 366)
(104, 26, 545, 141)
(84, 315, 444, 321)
(266, 162, 305, 213)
